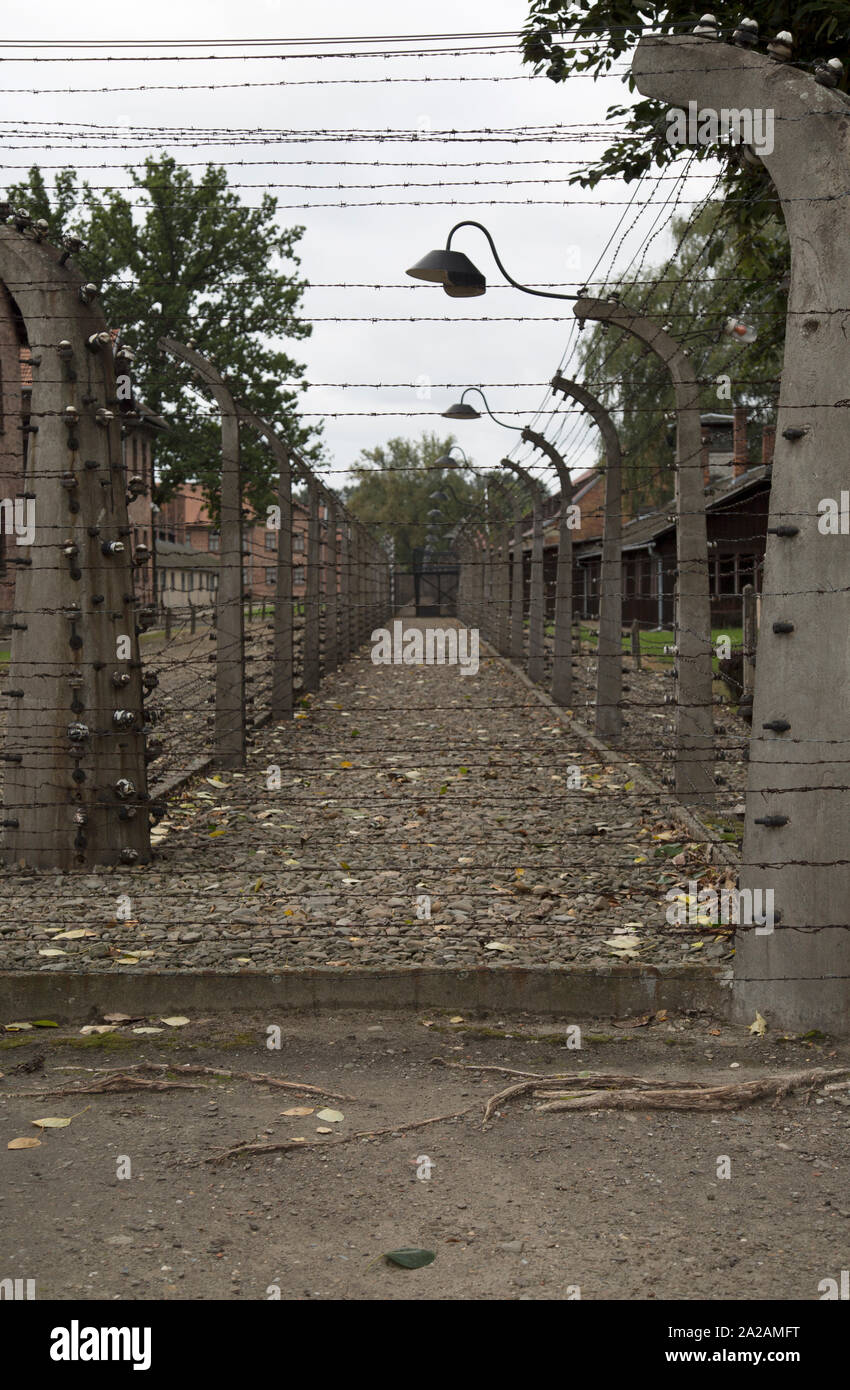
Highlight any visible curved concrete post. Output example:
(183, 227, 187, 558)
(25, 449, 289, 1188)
(633, 31, 850, 1027)
(549, 378, 624, 737)
(509, 505, 525, 663)
(324, 493, 339, 672)
(572, 299, 713, 804)
(233, 403, 294, 721)
(339, 513, 352, 662)
(522, 425, 577, 710)
(483, 474, 513, 656)
(302, 475, 320, 691)
(496, 520, 511, 655)
(0, 285, 23, 628)
(501, 458, 545, 684)
(2, 227, 150, 867)
(161, 337, 245, 768)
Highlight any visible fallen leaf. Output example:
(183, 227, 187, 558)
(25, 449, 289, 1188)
(32, 1020, 60, 1028)
(160, 1016, 190, 1028)
(38, 949, 66, 958)
(132, 1027, 164, 1035)
(32, 1106, 90, 1130)
(53, 930, 96, 941)
(749, 1011, 767, 1037)
(449, 1016, 464, 1024)
(281, 1106, 314, 1117)
(103, 1013, 136, 1023)
(5, 1022, 33, 1032)
(8, 1137, 41, 1149)
(316, 1127, 333, 1134)
(384, 1248, 436, 1270)
(485, 941, 515, 952)
(316, 1108, 344, 1123)
(80, 1026, 115, 1036)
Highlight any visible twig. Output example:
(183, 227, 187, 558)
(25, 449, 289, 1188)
(91, 1062, 354, 1100)
(534, 1068, 850, 1113)
(5, 1073, 204, 1098)
(209, 1105, 475, 1164)
(431, 1059, 553, 1080)
(482, 1080, 541, 1123)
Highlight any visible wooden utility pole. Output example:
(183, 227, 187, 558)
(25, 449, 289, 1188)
(159, 338, 244, 768)
(2, 223, 150, 867)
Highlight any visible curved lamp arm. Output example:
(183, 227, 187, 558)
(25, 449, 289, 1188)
(446, 221, 578, 303)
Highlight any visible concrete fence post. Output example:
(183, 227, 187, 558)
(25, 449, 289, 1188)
(548, 380, 624, 737)
(325, 494, 339, 672)
(302, 475, 320, 692)
(573, 299, 713, 806)
(630, 619, 642, 671)
(632, 29, 850, 1027)
(522, 425, 576, 709)
(501, 458, 545, 684)
(233, 403, 294, 721)
(742, 583, 757, 699)
(160, 337, 245, 769)
(2, 225, 150, 867)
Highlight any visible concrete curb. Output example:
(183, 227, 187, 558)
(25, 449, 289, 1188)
(0, 964, 731, 1022)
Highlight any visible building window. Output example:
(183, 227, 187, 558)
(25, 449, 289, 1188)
(293, 533, 305, 553)
(293, 566, 305, 586)
(265, 567, 276, 586)
(170, 573, 175, 590)
(209, 532, 220, 552)
(738, 555, 756, 592)
(264, 531, 276, 551)
(718, 557, 736, 596)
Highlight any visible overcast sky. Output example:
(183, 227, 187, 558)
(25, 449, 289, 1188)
(0, 1, 709, 493)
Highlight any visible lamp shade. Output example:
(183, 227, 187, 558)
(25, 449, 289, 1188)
(441, 401, 481, 420)
(406, 247, 486, 297)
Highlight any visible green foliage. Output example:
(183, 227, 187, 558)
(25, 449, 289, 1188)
(522, 2, 850, 191)
(6, 157, 319, 517)
(576, 202, 786, 512)
(344, 432, 498, 569)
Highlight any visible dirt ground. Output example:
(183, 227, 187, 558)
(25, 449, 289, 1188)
(2, 1008, 848, 1301)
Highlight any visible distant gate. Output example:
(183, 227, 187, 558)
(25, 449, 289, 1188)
(394, 558, 459, 617)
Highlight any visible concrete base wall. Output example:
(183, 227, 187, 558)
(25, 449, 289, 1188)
(0, 964, 731, 1023)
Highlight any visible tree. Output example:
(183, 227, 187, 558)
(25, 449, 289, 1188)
(576, 202, 786, 515)
(522, 2, 849, 192)
(6, 157, 319, 516)
(344, 432, 500, 570)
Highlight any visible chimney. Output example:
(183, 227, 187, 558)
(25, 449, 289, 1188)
(762, 423, 776, 466)
(701, 428, 711, 487)
(733, 405, 748, 476)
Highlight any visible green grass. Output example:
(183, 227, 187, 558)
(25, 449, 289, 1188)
(574, 626, 744, 674)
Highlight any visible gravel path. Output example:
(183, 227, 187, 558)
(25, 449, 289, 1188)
(1, 622, 736, 974)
